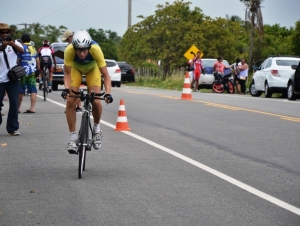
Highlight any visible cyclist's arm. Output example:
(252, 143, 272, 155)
(90, 45, 112, 94)
(64, 65, 72, 89)
(64, 45, 75, 89)
(100, 66, 111, 94)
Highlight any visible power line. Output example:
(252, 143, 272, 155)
(37, 0, 98, 24)
(132, 0, 156, 7)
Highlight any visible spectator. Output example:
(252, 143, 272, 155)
(0, 23, 24, 136)
(237, 58, 249, 95)
(18, 34, 40, 113)
(189, 51, 205, 92)
(213, 56, 233, 73)
(233, 58, 241, 94)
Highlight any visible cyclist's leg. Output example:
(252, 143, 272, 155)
(66, 67, 82, 132)
(66, 67, 82, 153)
(86, 66, 103, 149)
(27, 74, 37, 112)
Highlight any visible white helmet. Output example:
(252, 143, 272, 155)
(72, 29, 92, 49)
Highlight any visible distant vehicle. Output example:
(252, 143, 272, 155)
(287, 62, 300, 100)
(50, 42, 68, 91)
(189, 58, 231, 89)
(249, 55, 300, 98)
(106, 59, 121, 87)
(117, 62, 135, 82)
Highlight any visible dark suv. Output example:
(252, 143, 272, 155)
(50, 42, 87, 90)
(287, 61, 300, 100)
(117, 62, 135, 82)
(51, 42, 67, 90)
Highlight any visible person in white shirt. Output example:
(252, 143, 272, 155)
(237, 58, 249, 95)
(0, 23, 24, 136)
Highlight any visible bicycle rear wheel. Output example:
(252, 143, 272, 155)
(43, 68, 48, 101)
(78, 112, 88, 178)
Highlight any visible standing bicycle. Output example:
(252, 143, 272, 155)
(61, 29, 113, 171)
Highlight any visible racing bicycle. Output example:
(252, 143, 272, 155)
(41, 64, 49, 101)
(69, 89, 104, 179)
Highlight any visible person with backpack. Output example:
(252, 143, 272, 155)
(18, 34, 40, 113)
(38, 39, 56, 92)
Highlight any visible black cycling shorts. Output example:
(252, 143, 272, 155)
(40, 56, 52, 69)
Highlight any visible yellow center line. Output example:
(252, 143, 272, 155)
(124, 91, 300, 123)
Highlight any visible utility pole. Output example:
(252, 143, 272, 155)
(17, 23, 34, 33)
(128, 0, 132, 28)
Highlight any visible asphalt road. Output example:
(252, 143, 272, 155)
(1, 85, 300, 226)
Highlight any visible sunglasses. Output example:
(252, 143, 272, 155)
(0, 31, 10, 34)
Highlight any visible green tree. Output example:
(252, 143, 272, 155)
(87, 28, 120, 60)
(240, 0, 264, 67)
(290, 20, 300, 55)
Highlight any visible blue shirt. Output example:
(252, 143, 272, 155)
(18, 43, 38, 75)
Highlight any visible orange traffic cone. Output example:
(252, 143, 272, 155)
(181, 72, 192, 100)
(115, 99, 131, 131)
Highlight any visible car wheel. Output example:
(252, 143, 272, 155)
(116, 81, 121, 88)
(287, 82, 296, 100)
(249, 81, 262, 97)
(264, 82, 272, 98)
(52, 82, 58, 91)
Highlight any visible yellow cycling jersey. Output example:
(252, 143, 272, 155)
(64, 42, 106, 75)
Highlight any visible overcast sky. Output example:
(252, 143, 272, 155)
(3, 0, 300, 37)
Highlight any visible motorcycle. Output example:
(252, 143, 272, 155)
(212, 71, 235, 94)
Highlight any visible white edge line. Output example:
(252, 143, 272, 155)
(45, 96, 300, 216)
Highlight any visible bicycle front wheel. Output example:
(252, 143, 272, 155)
(78, 112, 88, 178)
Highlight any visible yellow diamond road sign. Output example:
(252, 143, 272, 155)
(184, 45, 204, 60)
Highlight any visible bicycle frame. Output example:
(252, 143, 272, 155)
(69, 89, 104, 178)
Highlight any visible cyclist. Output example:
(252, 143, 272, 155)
(61, 29, 113, 154)
(38, 39, 56, 92)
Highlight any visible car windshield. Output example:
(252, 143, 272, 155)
(276, 59, 300, 66)
(106, 61, 117, 67)
(202, 59, 229, 67)
(52, 45, 67, 63)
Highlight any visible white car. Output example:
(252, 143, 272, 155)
(249, 56, 300, 98)
(189, 58, 231, 89)
(105, 59, 121, 87)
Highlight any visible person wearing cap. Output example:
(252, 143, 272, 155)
(17, 34, 39, 113)
(61, 30, 73, 43)
(0, 23, 24, 136)
(38, 39, 56, 92)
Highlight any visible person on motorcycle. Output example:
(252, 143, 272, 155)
(213, 56, 232, 73)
